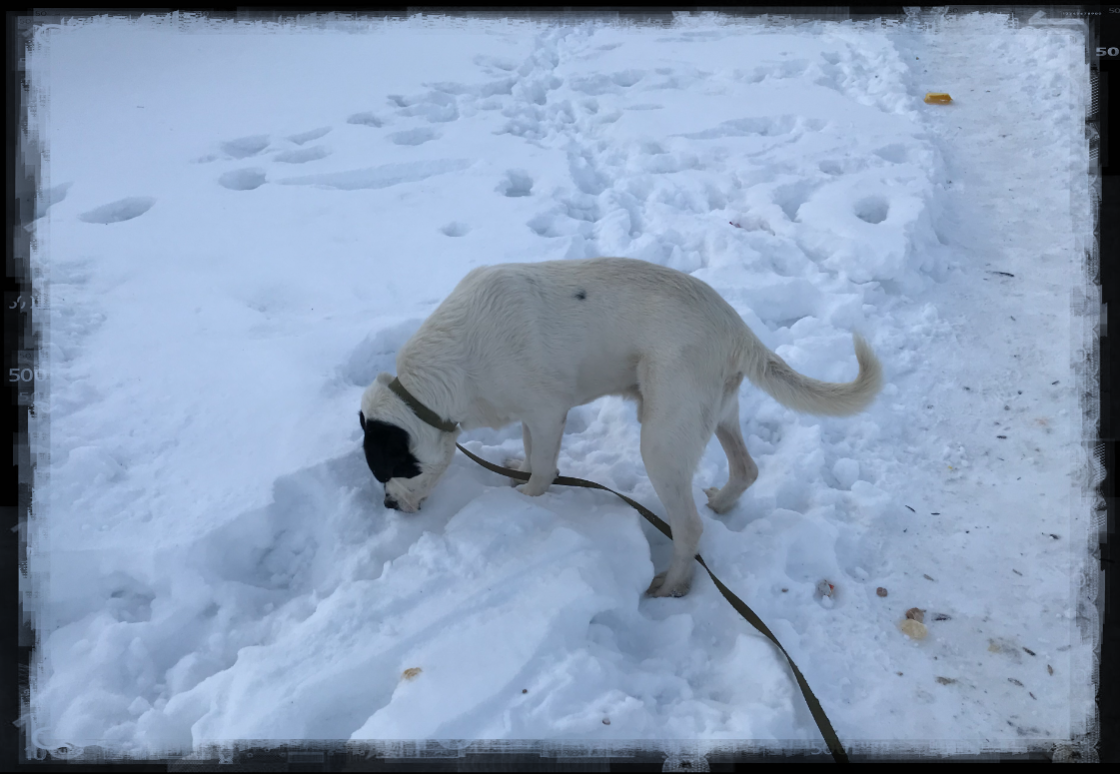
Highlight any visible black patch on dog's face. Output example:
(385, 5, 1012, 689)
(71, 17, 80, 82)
(361, 417, 422, 484)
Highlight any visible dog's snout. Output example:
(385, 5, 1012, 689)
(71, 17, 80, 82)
(384, 495, 400, 510)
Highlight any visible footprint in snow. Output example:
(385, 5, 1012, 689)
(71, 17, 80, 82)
(814, 54, 850, 93)
(527, 212, 564, 238)
(527, 195, 601, 238)
(78, 196, 156, 224)
(273, 146, 331, 164)
(819, 157, 868, 176)
(733, 59, 811, 84)
(567, 147, 610, 196)
(854, 196, 890, 225)
(611, 69, 644, 87)
(105, 572, 156, 624)
(219, 168, 267, 191)
(773, 180, 819, 222)
(440, 222, 471, 237)
(193, 134, 272, 163)
(873, 144, 910, 164)
(472, 54, 517, 73)
(496, 169, 533, 198)
(288, 127, 332, 145)
(386, 127, 440, 146)
(221, 134, 271, 159)
(567, 70, 645, 96)
(347, 112, 384, 128)
(387, 91, 459, 123)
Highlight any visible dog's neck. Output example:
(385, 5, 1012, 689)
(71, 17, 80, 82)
(396, 357, 509, 431)
(388, 376, 458, 433)
(394, 358, 468, 430)
(396, 320, 506, 431)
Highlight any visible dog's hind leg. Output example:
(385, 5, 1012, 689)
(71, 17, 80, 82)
(517, 410, 567, 497)
(704, 392, 758, 514)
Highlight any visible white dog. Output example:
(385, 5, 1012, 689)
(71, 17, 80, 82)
(360, 257, 882, 597)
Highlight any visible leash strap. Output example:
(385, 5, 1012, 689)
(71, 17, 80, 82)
(455, 443, 849, 764)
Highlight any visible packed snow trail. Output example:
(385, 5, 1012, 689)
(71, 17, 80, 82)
(876, 13, 1095, 743)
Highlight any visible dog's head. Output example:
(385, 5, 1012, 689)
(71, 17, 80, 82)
(359, 373, 458, 512)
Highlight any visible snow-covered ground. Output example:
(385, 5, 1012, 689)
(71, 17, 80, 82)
(24, 10, 1096, 760)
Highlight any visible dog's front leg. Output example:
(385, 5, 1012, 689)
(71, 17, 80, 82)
(503, 423, 533, 482)
(517, 411, 566, 497)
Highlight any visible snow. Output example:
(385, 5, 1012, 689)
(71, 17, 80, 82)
(24, 9, 1096, 760)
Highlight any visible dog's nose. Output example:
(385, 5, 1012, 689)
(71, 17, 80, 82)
(384, 495, 400, 510)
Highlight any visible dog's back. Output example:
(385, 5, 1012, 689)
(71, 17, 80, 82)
(454, 258, 747, 355)
(403, 257, 879, 417)
(416, 258, 746, 404)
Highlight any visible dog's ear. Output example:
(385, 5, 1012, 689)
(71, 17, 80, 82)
(359, 410, 365, 430)
(362, 419, 421, 482)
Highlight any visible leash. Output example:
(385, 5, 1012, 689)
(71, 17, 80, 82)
(455, 443, 849, 763)
(378, 378, 846, 759)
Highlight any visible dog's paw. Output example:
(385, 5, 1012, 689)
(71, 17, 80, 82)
(516, 481, 551, 497)
(704, 486, 733, 514)
(645, 571, 691, 598)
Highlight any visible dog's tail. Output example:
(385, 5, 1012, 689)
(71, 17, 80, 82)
(740, 331, 883, 417)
